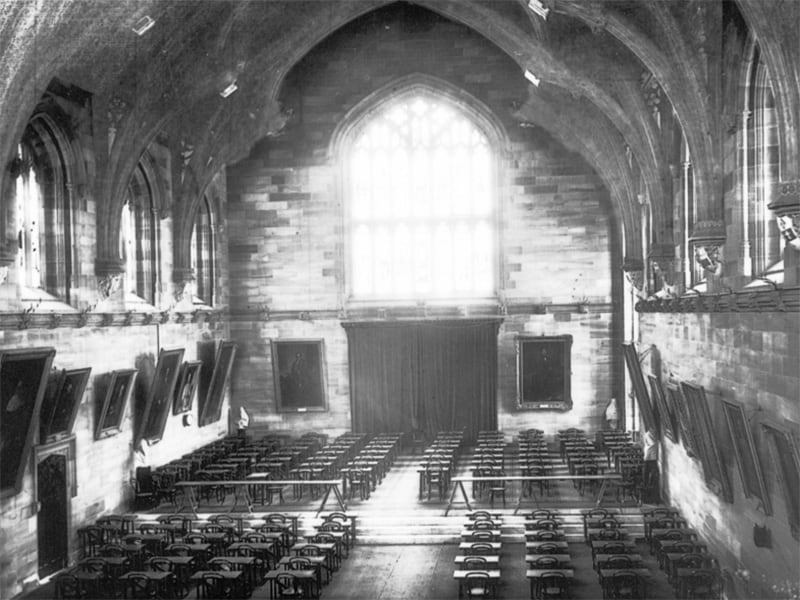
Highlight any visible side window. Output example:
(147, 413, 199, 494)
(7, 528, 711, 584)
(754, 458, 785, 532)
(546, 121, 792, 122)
(121, 164, 158, 304)
(191, 195, 214, 305)
(15, 119, 73, 302)
(746, 45, 783, 279)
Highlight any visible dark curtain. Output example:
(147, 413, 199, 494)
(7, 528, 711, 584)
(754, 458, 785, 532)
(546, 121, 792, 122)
(344, 319, 500, 443)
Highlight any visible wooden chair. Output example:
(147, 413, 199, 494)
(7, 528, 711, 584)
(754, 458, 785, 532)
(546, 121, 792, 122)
(536, 571, 569, 600)
(54, 574, 87, 600)
(199, 571, 234, 599)
(463, 571, 494, 599)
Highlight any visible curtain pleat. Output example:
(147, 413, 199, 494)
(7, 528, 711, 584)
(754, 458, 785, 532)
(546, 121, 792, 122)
(345, 319, 500, 443)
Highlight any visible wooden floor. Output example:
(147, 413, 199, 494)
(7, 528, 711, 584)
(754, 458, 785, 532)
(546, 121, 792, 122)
(24, 445, 681, 599)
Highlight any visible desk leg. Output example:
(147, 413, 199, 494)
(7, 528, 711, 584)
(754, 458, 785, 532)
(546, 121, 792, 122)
(176, 485, 198, 517)
(231, 483, 253, 514)
(444, 481, 472, 516)
(316, 485, 333, 517)
(595, 479, 608, 507)
(332, 484, 347, 512)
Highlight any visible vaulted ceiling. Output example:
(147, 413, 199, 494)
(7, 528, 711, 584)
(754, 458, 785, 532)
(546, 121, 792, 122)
(1, 0, 798, 266)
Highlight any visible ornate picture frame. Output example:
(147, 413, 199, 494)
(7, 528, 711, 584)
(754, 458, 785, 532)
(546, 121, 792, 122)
(272, 339, 328, 413)
(516, 335, 573, 411)
(0, 347, 56, 496)
(199, 341, 237, 426)
(95, 369, 137, 440)
(722, 399, 771, 514)
(648, 374, 676, 443)
(622, 342, 657, 433)
(173, 360, 202, 415)
(39, 367, 92, 443)
(681, 381, 733, 502)
(138, 348, 185, 443)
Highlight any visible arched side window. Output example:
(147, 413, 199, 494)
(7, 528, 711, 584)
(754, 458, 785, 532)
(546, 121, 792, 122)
(746, 45, 783, 280)
(120, 164, 158, 305)
(15, 118, 73, 302)
(191, 195, 214, 305)
(344, 90, 497, 302)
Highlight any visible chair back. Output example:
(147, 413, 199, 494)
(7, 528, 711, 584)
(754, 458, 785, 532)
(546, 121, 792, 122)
(604, 555, 633, 569)
(684, 569, 721, 599)
(146, 557, 173, 572)
(535, 543, 559, 555)
(299, 544, 322, 557)
(54, 573, 85, 600)
(288, 556, 312, 570)
(470, 511, 493, 521)
(274, 571, 304, 598)
(677, 553, 706, 569)
(608, 570, 642, 599)
(533, 530, 558, 541)
(468, 542, 494, 556)
(185, 533, 208, 545)
(127, 573, 157, 599)
(99, 543, 125, 557)
(532, 555, 559, 569)
(169, 543, 192, 557)
(599, 517, 620, 529)
(462, 556, 487, 571)
(200, 572, 232, 600)
(464, 571, 491, 599)
(242, 532, 268, 543)
(209, 557, 234, 571)
(538, 571, 568, 599)
(533, 519, 559, 531)
(78, 557, 108, 575)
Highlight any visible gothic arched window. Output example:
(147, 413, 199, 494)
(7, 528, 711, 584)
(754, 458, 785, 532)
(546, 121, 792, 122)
(345, 92, 497, 302)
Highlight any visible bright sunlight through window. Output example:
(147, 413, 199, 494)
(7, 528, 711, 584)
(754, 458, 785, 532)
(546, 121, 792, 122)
(348, 94, 495, 301)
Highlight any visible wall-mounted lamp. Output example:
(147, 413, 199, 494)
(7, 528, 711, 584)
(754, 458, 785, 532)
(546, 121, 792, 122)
(220, 81, 238, 98)
(527, 0, 550, 19)
(524, 70, 541, 87)
(777, 214, 800, 250)
(132, 15, 155, 36)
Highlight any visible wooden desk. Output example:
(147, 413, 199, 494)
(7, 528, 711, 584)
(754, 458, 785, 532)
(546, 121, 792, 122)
(525, 540, 570, 553)
(445, 473, 622, 515)
(458, 542, 502, 555)
(524, 554, 572, 567)
(176, 478, 346, 516)
(454, 555, 501, 566)
(594, 553, 644, 570)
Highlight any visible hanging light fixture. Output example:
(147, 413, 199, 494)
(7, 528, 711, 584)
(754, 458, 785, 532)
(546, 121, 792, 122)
(524, 70, 541, 87)
(527, 0, 549, 20)
(132, 15, 155, 36)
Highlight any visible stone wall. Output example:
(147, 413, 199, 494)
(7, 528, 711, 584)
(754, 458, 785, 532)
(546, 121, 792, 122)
(639, 311, 800, 598)
(0, 323, 229, 598)
(226, 5, 621, 438)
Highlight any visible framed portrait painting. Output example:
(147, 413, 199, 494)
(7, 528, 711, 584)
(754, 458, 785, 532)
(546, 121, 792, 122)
(272, 339, 327, 413)
(648, 374, 676, 443)
(138, 348, 185, 443)
(516, 335, 572, 411)
(622, 342, 657, 433)
(681, 381, 733, 502)
(173, 360, 202, 415)
(722, 400, 771, 514)
(95, 369, 137, 440)
(40, 367, 92, 444)
(0, 347, 56, 495)
(199, 341, 237, 426)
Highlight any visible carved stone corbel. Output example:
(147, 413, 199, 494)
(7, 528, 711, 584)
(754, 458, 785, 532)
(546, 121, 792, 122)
(690, 220, 726, 276)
